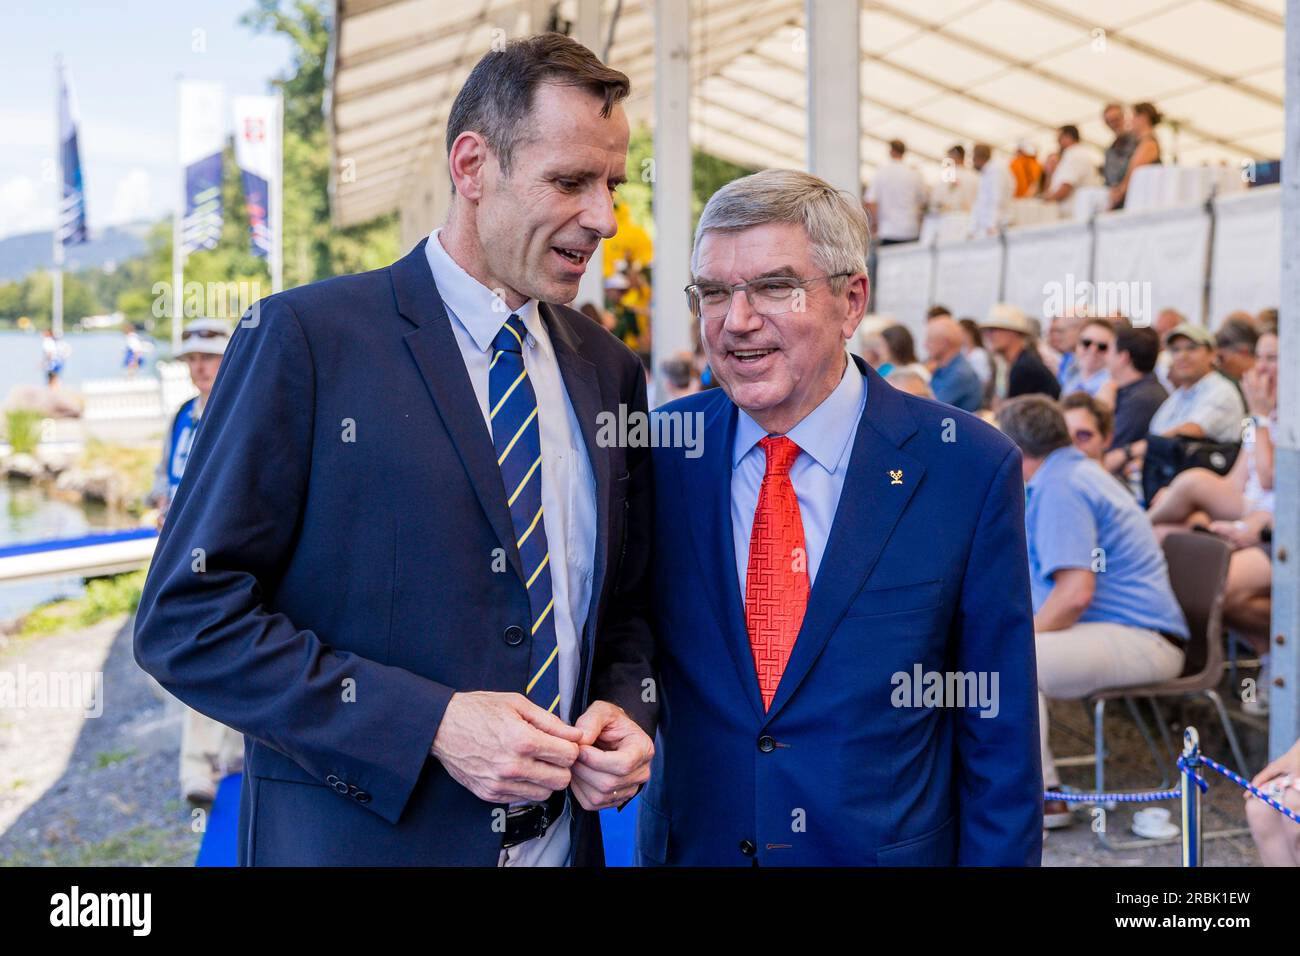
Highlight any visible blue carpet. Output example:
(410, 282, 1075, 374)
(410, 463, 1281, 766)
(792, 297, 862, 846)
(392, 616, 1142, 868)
(194, 774, 639, 866)
(194, 773, 241, 867)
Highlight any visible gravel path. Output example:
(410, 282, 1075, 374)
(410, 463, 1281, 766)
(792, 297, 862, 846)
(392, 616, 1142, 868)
(0, 613, 202, 866)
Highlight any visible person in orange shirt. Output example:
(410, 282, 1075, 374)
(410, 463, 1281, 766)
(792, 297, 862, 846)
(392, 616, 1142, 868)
(1009, 139, 1043, 198)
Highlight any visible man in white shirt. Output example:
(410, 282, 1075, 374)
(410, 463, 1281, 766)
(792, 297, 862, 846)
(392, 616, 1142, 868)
(1045, 125, 1101, 205)
(864, 139, 928, 244)
(969, 143, 1014, 237)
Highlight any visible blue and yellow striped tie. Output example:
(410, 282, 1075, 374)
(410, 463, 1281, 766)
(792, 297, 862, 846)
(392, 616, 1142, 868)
(490, 314, 561, 714)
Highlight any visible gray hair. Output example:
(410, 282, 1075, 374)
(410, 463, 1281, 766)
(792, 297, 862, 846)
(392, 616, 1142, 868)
(691, 169, 870, 294)
(996, 395, 1071, 459)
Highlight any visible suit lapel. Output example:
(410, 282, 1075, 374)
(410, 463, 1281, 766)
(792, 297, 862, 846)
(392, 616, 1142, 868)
(541, 303, 611, 632)
(392, 240, 525, 584)
(765, 359, 926, 719)
(679, 394, 766, 721)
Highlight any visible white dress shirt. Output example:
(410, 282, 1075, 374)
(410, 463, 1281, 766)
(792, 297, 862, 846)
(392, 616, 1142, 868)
(732, 357, 867, 595)
(1049, 143, 1101, 195)
(425, 229, 597, 867)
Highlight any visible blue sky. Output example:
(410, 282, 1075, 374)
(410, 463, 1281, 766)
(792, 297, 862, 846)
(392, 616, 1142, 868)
(0, 1, 294, 239)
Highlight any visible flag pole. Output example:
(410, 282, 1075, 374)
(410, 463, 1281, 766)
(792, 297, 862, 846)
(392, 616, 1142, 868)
(52, 55, 64, 339)
(271, 91, 283, 294)
(172, 76, 184, 355)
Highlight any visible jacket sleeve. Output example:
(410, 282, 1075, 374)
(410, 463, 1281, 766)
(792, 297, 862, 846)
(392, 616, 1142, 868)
(133, 297, 454, 826)
(954, 443, 1044, 865)
(587, 350, 659, 739)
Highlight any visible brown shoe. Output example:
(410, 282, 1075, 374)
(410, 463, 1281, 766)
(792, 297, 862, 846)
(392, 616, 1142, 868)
(1043, 798, 1074, 829)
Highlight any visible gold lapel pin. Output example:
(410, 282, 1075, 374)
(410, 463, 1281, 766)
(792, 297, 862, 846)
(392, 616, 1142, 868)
(889, 469, 904, 485)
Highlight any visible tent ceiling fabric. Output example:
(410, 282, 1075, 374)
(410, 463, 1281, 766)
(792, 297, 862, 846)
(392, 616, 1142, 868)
(329, 0, 1285, 226)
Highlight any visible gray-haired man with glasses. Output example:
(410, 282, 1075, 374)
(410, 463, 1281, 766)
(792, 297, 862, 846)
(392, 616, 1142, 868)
(639, 169, 1041, 866)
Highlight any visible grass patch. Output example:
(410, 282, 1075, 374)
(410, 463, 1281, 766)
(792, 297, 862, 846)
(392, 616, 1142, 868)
(1, 824, 197, 867)
(4, 409, 44, 455)
(94, 748, 136, 770)
(16, 570, 145, 640)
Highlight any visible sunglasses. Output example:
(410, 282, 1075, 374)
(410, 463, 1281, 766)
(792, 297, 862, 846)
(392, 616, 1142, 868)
(1079, 338, 1110, 352)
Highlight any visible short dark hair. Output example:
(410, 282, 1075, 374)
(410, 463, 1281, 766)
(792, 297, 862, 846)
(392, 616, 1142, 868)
(927, 304, 953, 320)
(446, 33, 630, 183)
(997, 395, 1072, 459)
(1133, 102, 1163, 126)
(948, 144, 965, 161)
(972, 143, 991, 164)
(1216, 315, 1259, 351)
(1114, 325, 1160, 373)
(1058, 124, 1081, 142)
(889, 139, 906, 156)
(958, 317, 983, 348)
(1061, 391, 1114, 441)
(882, 324, 919, 366)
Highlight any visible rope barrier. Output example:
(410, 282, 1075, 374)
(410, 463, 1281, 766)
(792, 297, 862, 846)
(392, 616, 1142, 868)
(1198, 753, 1300, 826)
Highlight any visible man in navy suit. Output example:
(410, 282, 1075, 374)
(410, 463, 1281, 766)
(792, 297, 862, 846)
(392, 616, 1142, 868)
(135, 34, 656, 866)
(638, 170, 1042, 866)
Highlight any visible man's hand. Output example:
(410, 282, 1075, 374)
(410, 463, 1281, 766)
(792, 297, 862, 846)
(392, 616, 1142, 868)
(570, 700, 654, 812)
(431, 691, 583, 804)
(1247, 738, 1300, 799)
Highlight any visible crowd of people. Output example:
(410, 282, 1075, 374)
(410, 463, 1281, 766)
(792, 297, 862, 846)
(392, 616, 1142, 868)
(846, 299, 1289, 852)
(862, 101, 1170, 244)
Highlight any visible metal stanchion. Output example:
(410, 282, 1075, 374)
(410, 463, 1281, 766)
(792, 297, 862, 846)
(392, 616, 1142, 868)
(1181, 727, 1202, 867)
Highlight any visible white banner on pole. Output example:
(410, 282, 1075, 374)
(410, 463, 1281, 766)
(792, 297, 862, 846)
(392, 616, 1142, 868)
(179, 81, 225, 256)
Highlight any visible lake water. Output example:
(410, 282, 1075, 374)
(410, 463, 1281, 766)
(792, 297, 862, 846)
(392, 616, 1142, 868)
(0, 328, 164, 397)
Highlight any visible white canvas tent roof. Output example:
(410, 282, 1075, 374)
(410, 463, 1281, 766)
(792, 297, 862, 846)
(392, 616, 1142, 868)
(328, 0, 1285, 226)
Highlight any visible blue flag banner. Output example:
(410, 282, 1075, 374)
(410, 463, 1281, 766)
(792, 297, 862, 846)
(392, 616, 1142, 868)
(179, 81, 225, 257)
(232, 96, 278, 259)
(57, 63, 87, 247)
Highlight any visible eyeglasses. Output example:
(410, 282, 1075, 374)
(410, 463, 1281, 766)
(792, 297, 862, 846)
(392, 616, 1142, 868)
(684, 273, 853, 319)
(1079, 338, 1110, 353)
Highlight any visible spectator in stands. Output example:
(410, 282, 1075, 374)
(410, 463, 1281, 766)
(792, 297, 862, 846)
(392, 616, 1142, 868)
(932, 144, 978, 214)
(1045, 125, 1100, 205)
(1102, 325, 1168, 474)
(1101, 102, 1135, 189)
(1010, 139, 1043, 198)
(1109, 102, 1163, 210)
(1061, 391, 1114, 463)
(1047, 310, 1086, 381)
(997, 396, 1188, 830)
(885, 367, 934, 399)
(852, 315, 896, 372)
(1215, 312, 1259, 383)
(969, 143, 1015, 237)
(881, 323, 930, 383)
(927, 304, 953, 322)
(864, 139, 927, 245)
(1152, 307, 1185, 388)
(1257, 307, 1278, 330)
(1060, 317, 1115, 398)
(1247, 737, 1300, 866)
(980, 303, 1060, 401)
(958, 317, 996, 393)
(657, 350, 700, 406)
(925, 316, 984, 412)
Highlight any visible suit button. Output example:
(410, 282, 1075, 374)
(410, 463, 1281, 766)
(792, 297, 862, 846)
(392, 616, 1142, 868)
(503, 625, 525, 646)
(325, 774, 340, 786)
(332, 780, 349, 794)
(757, 735, 776, 753)
(739, 839, 756, 857)
(355, 791, 371, 804)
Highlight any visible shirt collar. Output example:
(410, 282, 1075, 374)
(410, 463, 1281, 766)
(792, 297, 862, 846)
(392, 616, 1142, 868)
(425, 228, 540, 352)
(1027, 444, 1083, 493)
(732, 354, 865, 472)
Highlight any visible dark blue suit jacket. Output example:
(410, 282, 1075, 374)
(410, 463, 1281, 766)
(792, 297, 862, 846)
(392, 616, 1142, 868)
(134, 241, 657, 865)
(637, 357, 1042, 866)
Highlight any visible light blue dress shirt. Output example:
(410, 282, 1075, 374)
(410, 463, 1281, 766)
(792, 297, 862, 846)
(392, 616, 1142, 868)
(732, 356, 867, 596)
(425, 229, 596, 867)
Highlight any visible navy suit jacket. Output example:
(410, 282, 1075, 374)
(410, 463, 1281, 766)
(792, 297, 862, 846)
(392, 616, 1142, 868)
(134, 240, 657, 865)
(637, 357, 1042, 866)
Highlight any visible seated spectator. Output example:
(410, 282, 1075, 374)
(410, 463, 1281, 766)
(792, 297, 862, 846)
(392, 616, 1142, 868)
(1121, 324, 1248, 476)
(1109, 102, 1163, 210)
(1247, 737, 1300, 866)
(885, 367, 934, 399)
(958, 317, 995, 391)
(926, 304, 953, 322)
(924, 316, 984, 412)
(853, 315, 897, 372)
(1060, 317, 1114, 399)
(997, 396, 1188, 829)
(1102, 325, 1168, 475)
(979, 303, 1061, 402)
(1047, 309, 1086, 381)
(1045, 125, 1101, 205)
(1061, 392, 1114, 463)
(1152, 307, 1186, 389)
(880, 323, 931, 382)
(1215, 312, 1259, 384)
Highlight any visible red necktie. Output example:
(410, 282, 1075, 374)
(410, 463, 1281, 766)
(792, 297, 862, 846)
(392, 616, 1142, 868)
(745, 435, 810, 711)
